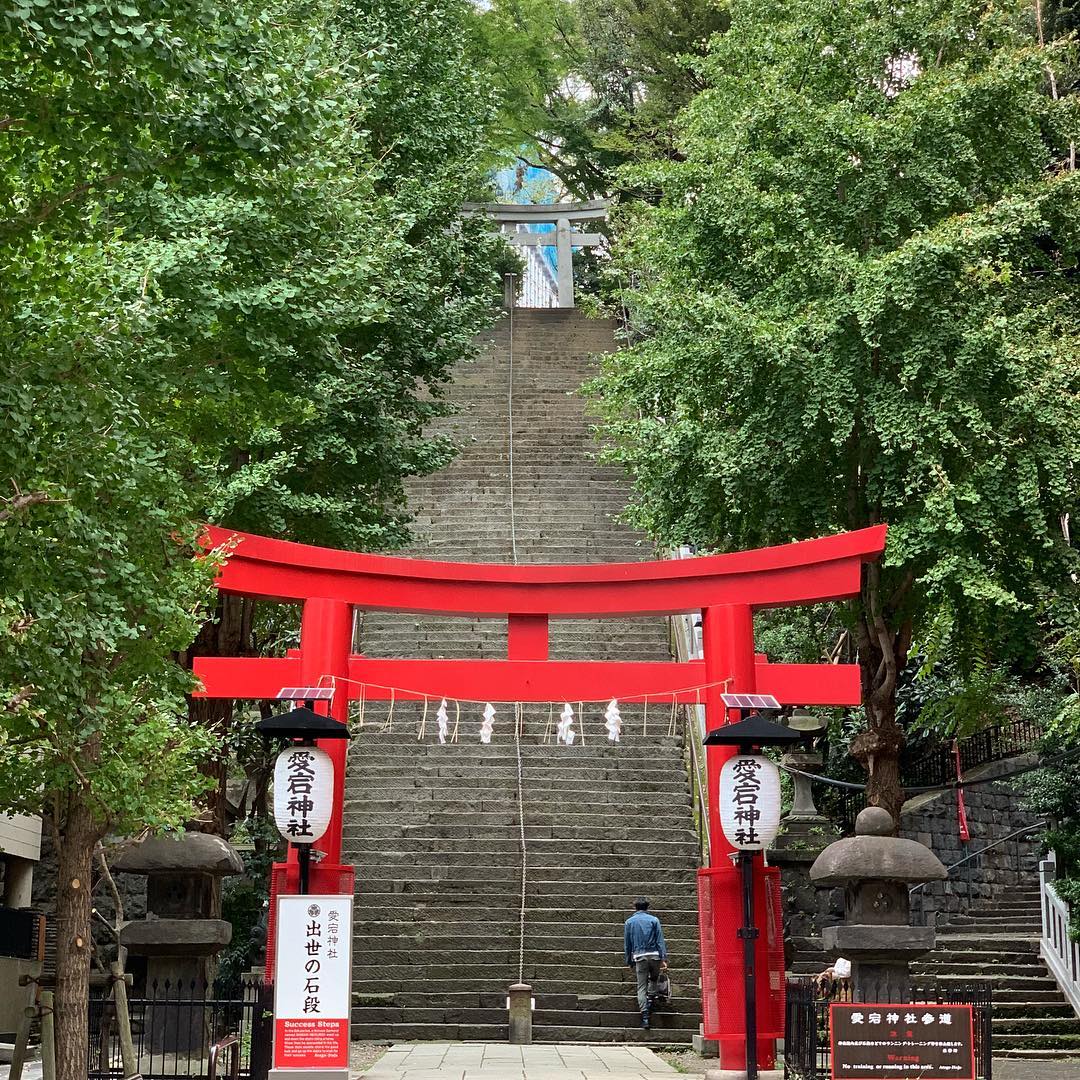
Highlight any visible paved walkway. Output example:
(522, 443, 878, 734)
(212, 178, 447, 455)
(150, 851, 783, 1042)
(356, 1043, 679, 1079)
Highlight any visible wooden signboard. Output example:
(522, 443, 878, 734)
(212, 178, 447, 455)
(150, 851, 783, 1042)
(830, 1003, 976, 1079)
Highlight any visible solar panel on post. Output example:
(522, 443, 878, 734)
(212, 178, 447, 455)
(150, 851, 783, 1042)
(720, 693, 781, 711)
(276, 686, 334, 701)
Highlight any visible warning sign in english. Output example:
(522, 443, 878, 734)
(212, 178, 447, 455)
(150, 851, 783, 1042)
(830, 1003, 976, 1080)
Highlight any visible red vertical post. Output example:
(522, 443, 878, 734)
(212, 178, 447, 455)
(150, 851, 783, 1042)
(702, 604, 755, 862)
(299, 597, 353, 865)
(507, 614, 549, 660)
(701, 604, 777, 1071)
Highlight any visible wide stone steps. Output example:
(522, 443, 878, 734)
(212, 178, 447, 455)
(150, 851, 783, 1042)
(344, 737, 683, 753)
(355, 886, 699, 906)
(353, 978, 688, 998)
(920, 887, 1080, 1060)
(352, 1006, 699, 1032)
(348, 1021, 693, 1045)
(354, 962, 677, 984)
(353, 912, 700, 932)
(343, 309, 700, 1044)
(346, 814, 693, 833)
(346, 825, 696, 844)
(996, 1002, 1078, 1019)
(352, 950, 691, 976)
(354, 864, 698, 884)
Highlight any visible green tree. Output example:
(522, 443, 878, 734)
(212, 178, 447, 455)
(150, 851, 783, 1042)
(475, 0, 728, 196)
(591, 0, 1080, 821)
(173, 0, 503, 829)
(1, 1, 501, 1075)
(0, 242, 219, 1080)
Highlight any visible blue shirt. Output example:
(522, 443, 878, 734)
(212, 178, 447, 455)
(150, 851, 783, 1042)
(624, 910, 667, 965)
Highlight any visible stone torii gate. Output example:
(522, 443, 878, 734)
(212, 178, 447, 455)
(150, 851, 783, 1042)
(463, 200, 608, 308)
(194, 523, 886, 1072)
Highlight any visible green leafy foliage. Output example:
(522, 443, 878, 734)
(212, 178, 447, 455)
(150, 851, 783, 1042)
(474, 0, 729, 195)
(217, 816, 283, 995)
(590, 0, 1080, 812)
(1025, 722, 1080, 935)
(2, 2, 502, 1073)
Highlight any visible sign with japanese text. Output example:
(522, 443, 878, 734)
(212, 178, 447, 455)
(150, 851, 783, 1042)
(830, 1003, 976, 1079)
(718, 753, 781, 851)
(273, 746, 334, 845)
(273, 893, 353, 1071)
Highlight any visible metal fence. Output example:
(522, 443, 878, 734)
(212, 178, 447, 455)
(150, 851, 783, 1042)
(784, 977, 993, 1080)
(901, 717, 1043, 789)
(88, 978, 271, 1080)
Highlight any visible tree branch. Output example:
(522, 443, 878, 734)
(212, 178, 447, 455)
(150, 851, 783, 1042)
(3, 686, 35, 713)
(0, 491, 54, 522)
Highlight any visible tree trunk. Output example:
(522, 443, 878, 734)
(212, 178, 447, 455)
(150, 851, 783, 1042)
(185, 593, 249, 836)
(850, 692, 905, 826)
(53, 798, 102, 1080)
(850, 565, 911, 831)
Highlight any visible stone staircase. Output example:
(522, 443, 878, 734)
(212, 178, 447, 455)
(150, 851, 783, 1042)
(913, 882, 1080, 1061)
(343, 309, 703, 1043)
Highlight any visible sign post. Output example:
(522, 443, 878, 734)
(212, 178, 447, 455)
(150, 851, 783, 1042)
(271, 894, 354, 1080)
(706, 709, 797, 1080)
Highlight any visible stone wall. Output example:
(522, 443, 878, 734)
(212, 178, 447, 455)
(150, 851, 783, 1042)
(777, 753, 1044, 966)
(899, 753, 1042, 921)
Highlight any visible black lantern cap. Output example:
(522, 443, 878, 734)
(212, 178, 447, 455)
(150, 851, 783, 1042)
(255, 704, 350, 740)
(704, 712, 802, 750)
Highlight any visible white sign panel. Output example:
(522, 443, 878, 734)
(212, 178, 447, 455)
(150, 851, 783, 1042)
(273, 893, 353, 1071)
(719, 754, 782, 851)
(273, 746, 334, 844)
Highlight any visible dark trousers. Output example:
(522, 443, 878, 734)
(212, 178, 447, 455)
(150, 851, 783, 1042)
(634, 957, 662, 1012)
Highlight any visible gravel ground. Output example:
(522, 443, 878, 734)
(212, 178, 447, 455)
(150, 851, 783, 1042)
(656, 1048, 712, 1074)
(350, 1040, 393, 1075)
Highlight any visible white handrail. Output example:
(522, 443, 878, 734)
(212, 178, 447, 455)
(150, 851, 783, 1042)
(1040, 853, 1080, 1017)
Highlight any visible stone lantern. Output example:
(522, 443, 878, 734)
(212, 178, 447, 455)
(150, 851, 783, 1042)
(768, 708, 842, 970)
(772, 708, 838, 853)
(114, 832, 243, 992)
(810, 807, 946, 1002)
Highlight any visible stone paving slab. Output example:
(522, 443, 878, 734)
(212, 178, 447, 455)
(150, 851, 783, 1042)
(356, 1042, 679, 1079)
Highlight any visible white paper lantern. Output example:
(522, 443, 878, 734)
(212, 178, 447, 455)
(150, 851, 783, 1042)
(719, 754, 782, 851)
(273, 745, 334, 845)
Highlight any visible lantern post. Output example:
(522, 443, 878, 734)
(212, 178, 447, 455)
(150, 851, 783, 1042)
(705, 711, 800, 1080)
(257, 695, 350, 895)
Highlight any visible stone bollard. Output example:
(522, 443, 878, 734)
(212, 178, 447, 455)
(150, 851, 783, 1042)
(507, 983, 533, 1044)
(810, 807, 946, 1002)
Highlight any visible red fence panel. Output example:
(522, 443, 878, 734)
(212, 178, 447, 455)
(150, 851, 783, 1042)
(697, 864, 785, 1041)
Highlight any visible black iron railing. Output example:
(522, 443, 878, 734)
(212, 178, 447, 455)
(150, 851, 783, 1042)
(901, 717, 1043, 789)
(817, 786, 864, 836)
(88, 978, 271, 1080)
(784, 977, 992, 1080)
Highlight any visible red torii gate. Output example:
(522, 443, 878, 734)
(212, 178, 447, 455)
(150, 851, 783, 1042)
(195, 523, 886, 1070)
